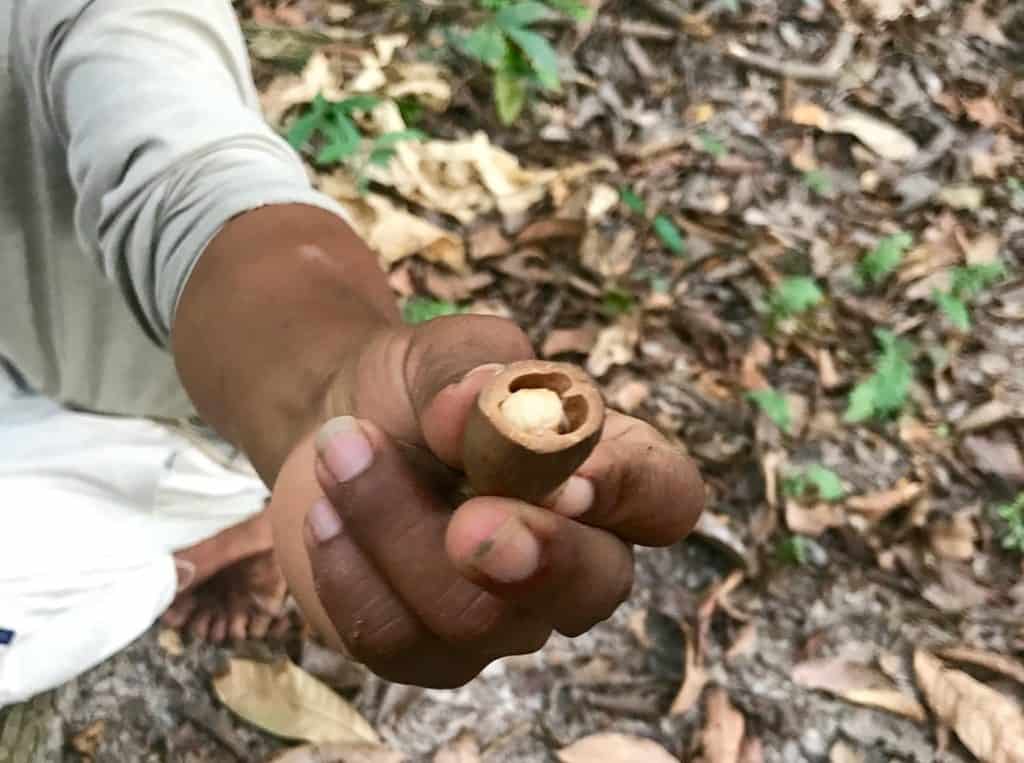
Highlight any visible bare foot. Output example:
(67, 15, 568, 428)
(162, 510, 290, 643)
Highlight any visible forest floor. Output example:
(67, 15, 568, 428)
(12, 1, 1024, 761)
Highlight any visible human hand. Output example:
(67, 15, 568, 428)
(268, 315, 705, 688)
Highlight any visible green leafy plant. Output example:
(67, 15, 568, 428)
(601, 288, 635, 317)
(933, 262, 1007, 331)
(402, 297, 465, 324)
(769, 276, 824, 319)
(287, 93, 425, 191)
(802, 169, 832, 196)
(619, 186, 686, 255)
(1008, 178, 1024, 206)
(784, 464, 845, 502)
(456, 1, 589, 124)
(844, 329, 915, 423)
(994, 494, 1024, 553)
(776, 535, 810, 566)
(857, 232, 913, 287)
(698, 131, 728, 159)
(747, 388, 792, 433)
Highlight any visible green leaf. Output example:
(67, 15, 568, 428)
(494, 69, 527, 124)
(286, 93, 330, 150)
(461, 22, 508, 66)
(699, 131, 727, 159)
(770, 276, 824, 318)
(934, 290, 971, 331)
(502, 25, 561, 91)
(620, 187, 647, 215)
(402, 297, 465, 325)
(776, 535, 809, 566)
(495, 2, 554, 28)
(858, 232, 913, 286)
(396, 95, 424, 126)
(951, 262, 1007, 300)
(802, 169, 832, 196)
(601, 289, 635, 317)
(315, 114, 362, 165)
(747, 388, 792, 433)
(653, 214, 686, 255)
(336, 94, 381, 114)
(994, 494, 1024, 553)
(804, 465, 845, 502)
(844, 329, 914, 422)
(544, 0, 592, 20)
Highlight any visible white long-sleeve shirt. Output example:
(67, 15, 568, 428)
(1, 0, 348, 418)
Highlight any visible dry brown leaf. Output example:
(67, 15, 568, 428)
(829, 741, 864, 763)
(542, 325, 599, 358)
(586, 183, 621, 222)
(963, 0, 1009, 46)
(785, 501, 845, 537)
(862, 0, 911, 21)
(939, 184, 984, 210)
(792, 657, 927, 721)
(670, 624, 708, 716)
(268, 744, 404, 763)
(701, 688, 745, 763)
(580, 227, 638, 279)
(468, 224, 511, 260)
(727, 623, 758, 661)
(961, 231, 1002, 266)
(157, 627, 184, 657)
(214, 657, 379, 745)
(424, 268, 493, 302)
(791, 104, 917, 159)
(587, 318, 639, 378)
(963, 98, 1005, 128)
(557, 733, 677, 763)
(740, 339, 772, 391)
(321, 175, 465, 270)
(433, 731, 481, 763)
(70, 720, 105, 760)
(268, 743, 406, 763)
(846, 480, 924, 521)
(914, 650, 1024, 763)
(517, 218, 585, 244)
(928, 513, 978, 561)
(936, 647, 1024, 687)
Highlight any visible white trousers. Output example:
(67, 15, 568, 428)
(0, 371, 266, 707)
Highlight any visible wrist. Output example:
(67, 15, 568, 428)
(172, 203, 401, 484)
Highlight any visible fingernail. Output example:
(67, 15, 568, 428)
(470, 516, 541, 584)
(174, 559, 196, 593)
(461, 363, 505, 384)
(309, 497, 344, 543)
(315, 416, 374, 484)
(551, 476, 595, 518)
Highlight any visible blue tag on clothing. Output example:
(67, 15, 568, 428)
(0, 629, 13, 646)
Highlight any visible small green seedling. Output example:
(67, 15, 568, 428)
(600, 288, 636, 317)
(402, 297, 465, 324)
(769, 276, 824, 320)
(287, 93, 425, 191)
(748, 388, 792, 433)
(698, 131, 728, 159)
(845, 329, 915, 423)
(995, 494, 1024, 554)
(456, 1, 590, 124)
(857, 232, 913, 287)
(933, 262, 1007, 331)
(802, 169, 832, 196)
(784, 464, 846, 502)
(619, 187, 686, 255)
(776, 535, 810, 566)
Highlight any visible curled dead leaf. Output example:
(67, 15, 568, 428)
(928, 513, 977, 561)
(433, 731, 481, 763)
(557, 733, 677, 763)
(792, 657, 927, 722)
(268, 743, 407, 763)
(785, 501, 845, 537)
(701, 688, 746, 763)
(213, 657, 379, 745)
(587, 318, 640, 378)
(542, 325, 599, 358)
(935, 647, 1024, 687)
(846, 480, 924, 521)
(914, 650, 1024, 763)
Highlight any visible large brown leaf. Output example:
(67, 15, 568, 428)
(557, 733, 677, 763)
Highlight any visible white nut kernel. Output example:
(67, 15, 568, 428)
(499, 389, 566, 434)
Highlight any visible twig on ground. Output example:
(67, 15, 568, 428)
(725, 26, 859, 82)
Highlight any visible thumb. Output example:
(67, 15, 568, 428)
(354, 315, 534, 467)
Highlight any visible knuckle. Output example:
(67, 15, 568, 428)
(344, 615, 422, 665)
(435, 591, 506, 646)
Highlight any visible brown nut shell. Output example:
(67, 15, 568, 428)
(461, 360, 605, 504)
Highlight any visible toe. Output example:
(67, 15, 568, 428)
(230, 611, 249, 642)
(190, 608, 213, 640)
(249, 613, 272, 640)
(211, 615, 228, 644)
(162, 596, 196, 628)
